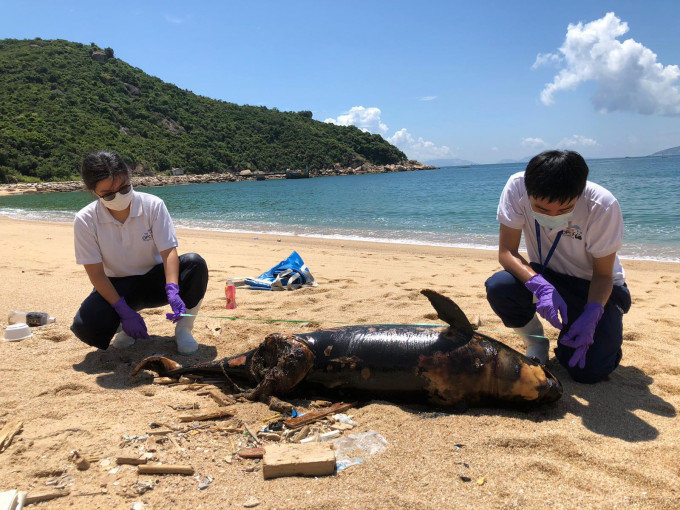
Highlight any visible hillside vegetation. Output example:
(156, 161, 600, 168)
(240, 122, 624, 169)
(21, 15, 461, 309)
(0, 38, 406, 182)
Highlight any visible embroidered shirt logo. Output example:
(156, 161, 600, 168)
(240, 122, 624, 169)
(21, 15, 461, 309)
(142, 228, 154, 241)
(563, 225, 582, 240)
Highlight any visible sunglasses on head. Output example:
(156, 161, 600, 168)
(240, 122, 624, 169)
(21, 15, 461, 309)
(98, 183, 132, 201)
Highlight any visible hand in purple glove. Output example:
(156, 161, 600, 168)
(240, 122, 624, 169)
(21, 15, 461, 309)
(112, 296, 149, 339)
(165, 283, 186, 323)
(525, 274, 568, 330)
(559, 302, 604, 369)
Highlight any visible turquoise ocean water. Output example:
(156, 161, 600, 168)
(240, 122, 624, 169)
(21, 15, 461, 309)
(1, 156, 678, 262)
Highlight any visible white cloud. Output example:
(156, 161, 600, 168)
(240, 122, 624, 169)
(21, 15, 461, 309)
(387, 128, 451, 161)
(521, 137, 548, 149)
(534, 12, 680, 116)
(324, 106, 388, 134)
(325, 106, 450, 161)
(419, 96, 438, 101)
(532, 52, 562, 69)
(556, 135, 598, 148)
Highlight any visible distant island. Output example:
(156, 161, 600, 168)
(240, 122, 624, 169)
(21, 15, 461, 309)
(649, 146, 680, 157)
(0, 38, 425, 184)
(423, 158, 476, 168)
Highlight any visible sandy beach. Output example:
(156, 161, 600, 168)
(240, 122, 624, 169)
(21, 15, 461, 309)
(0, 216, 678, 509)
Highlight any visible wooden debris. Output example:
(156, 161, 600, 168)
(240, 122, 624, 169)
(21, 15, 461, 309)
(262, 443, 336, 479)
(0, 421, 23, 453)
(290, 426, 311, 443)
(212, 425, 242, 434)
(258, 432, 281, 442)
(138, 464, 194, 475)
(152, 377, 176, 385)
(238, 447, 265, 459)
(268, 396, 293, 414)
(116, 456, 148, 466)
(180, 383, 211, 391)
(149, 421, 182, 431)
(311, 400, 332, 408)
(244, 423, 262, 444)
(178, 409, 233, 422)
(197, 389, 233, 406)
(283, 402, 355, 430)
(330, 423, 354, 431)
(24, 489, 70, 505)
(147, 429, 173, 436)
(69, 451, 90, 471)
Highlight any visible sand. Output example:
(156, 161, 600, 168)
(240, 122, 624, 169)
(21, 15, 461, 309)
(0, 216, 678, 509)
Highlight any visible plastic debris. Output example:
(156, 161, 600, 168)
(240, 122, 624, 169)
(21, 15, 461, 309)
(332, 430, 387, 471)
(198, 476, 213, 490)
(332, 414, 358, 426)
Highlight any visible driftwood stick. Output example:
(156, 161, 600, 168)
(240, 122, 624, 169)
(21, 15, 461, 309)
(138, 464, 194, 475)
(116, 456, 148, 465)
(283, 402, 355, 430)
(197, 389, 233, 407)
(24, 489, 70, 504)
(178, 409, 233, 422)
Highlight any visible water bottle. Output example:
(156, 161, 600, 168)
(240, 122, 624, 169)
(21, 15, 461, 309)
(225, 280, 237, 309)
(8, 311, 56, 327)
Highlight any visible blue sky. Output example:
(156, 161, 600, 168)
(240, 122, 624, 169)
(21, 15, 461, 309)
(2, 1, 680, 164)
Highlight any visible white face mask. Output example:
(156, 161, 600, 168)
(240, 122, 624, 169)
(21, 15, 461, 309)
(530, 209, 574, 230)
(100, 185, 134, 211)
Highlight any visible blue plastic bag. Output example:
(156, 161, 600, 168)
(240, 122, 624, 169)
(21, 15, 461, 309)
(244, 251, 317, 291)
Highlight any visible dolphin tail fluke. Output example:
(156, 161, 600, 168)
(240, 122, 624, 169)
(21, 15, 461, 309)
(421, 289, 474, 336)
(131, 355, 184, 378)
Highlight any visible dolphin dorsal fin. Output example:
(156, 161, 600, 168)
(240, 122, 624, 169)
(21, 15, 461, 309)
(421, 289, 474, 336)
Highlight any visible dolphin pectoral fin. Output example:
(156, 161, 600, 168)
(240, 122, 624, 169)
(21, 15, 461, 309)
(131, 356, 183, 378)
(421, 289, 474, 336)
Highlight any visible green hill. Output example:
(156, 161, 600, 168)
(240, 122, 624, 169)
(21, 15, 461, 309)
(0, 38, 407, 183)
(649, 146, 680, 157)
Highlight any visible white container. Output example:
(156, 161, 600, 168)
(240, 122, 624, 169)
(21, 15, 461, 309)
(3, 323, 33, 342)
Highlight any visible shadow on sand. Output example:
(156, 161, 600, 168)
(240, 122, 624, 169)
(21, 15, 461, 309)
(549, 363, 676, 441)
(72, 335, 218, 390)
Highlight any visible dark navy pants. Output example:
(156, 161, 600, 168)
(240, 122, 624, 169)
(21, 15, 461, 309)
(485, 263, 631, 384)
(71, 253, 209, 350)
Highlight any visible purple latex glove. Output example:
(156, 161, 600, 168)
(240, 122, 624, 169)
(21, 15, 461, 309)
(525, 274, 568, 330)
(112, 296, 149, 339)
(165, 283, 186, 323)
(559, 302, 604, 369)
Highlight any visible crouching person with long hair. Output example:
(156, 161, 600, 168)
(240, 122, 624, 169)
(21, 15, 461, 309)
(70, 150, 208, 355)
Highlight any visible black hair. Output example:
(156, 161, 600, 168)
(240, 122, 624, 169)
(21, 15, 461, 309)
(80, 150, 130, 191)
(524, 150, 588, 203)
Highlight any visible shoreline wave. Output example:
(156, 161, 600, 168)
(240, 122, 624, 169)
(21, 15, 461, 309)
(2, 209, 677, 264)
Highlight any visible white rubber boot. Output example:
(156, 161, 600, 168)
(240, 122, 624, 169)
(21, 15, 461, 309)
(175, 300, 202, 355)
(111, 325, 135, 348)
(514, 314, 549, 364)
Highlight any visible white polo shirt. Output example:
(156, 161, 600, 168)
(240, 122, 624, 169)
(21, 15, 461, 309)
(74, 191, 178, 277)
(497, 172, 625, 286)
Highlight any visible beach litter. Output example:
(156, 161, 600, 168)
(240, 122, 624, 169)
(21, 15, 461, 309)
(332, 430, 388, 472)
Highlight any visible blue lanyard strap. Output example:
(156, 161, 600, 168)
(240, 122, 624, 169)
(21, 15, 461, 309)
(535, 219, 562, 273)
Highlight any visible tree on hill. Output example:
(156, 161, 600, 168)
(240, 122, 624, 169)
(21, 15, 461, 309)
(0, 38, 407, 182)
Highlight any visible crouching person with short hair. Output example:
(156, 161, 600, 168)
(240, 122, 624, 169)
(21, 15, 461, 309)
(485, 150, 631, 383)
(70, 150, 208, 355)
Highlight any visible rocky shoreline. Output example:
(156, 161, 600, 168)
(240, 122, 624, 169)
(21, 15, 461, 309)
(0, 160, 436, 196)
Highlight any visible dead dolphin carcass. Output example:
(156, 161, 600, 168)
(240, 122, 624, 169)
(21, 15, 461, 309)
(132, 289, 562, 408)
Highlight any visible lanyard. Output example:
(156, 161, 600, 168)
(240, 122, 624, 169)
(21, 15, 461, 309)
(535, 220, 562, 273)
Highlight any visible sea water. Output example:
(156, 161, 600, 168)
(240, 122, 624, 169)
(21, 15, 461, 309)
(0, 156, 678, 262)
